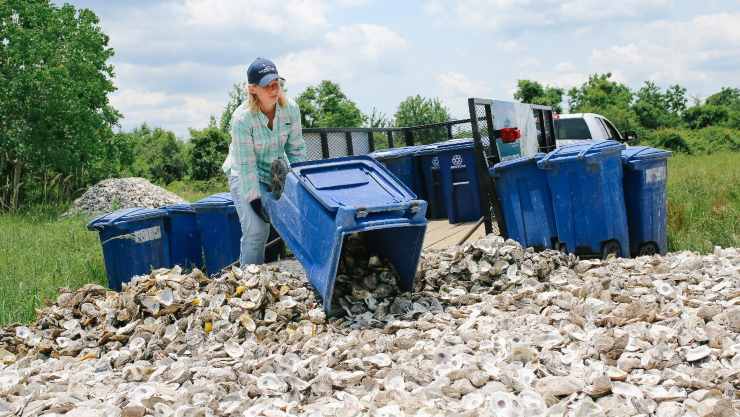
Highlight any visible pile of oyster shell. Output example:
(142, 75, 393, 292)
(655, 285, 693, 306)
(1, 235, 738, 417)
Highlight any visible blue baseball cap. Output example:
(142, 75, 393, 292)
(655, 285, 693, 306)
(247, 57, 284, 87)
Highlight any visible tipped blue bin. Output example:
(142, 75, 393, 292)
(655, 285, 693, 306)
(369, 146, 425, 201)
(490, 154, 557, 250)
(437, 140, 482, 223)
(87, 208, 170, 291)
(192, 193, 241, 274)
(163, 203, 202, 270)
(264, 156, 428, 312)
(537, 140, 630, 258)
(621, 147, 672, 256)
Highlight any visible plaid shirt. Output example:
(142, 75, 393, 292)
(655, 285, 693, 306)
(223, 99, 306, 201)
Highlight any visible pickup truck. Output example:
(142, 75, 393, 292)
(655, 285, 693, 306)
(556, 113, 636, 146)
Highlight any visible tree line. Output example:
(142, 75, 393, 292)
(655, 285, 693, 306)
(1, 1, 737, 211)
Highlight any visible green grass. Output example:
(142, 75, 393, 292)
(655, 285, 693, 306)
(166, 178, 228, 202)
(666, 151, 739, 252)
(0, 205, 106, 325)
(1, 159, 738, 326)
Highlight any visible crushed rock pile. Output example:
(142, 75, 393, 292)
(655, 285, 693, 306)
(0, 236, 739, 417)
(64, 177, 185, 217)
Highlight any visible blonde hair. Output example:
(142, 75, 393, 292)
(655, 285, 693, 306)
(246, 84, 287, 113)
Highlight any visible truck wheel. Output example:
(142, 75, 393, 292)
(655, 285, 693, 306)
(601, 241, 621, 259)
(638, 242, 659, 256)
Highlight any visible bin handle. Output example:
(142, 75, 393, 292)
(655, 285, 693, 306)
(538, 142, 577, 166)
(89, 207, 149, 230)
(576, 140, 608, 160)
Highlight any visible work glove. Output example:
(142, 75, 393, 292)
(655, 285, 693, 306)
(249, 199, 270, 223)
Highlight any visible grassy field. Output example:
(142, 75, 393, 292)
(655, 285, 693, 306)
(0, 205, 107, 325)
(0, 153, 738, 325)
(666, 152, 739, 252)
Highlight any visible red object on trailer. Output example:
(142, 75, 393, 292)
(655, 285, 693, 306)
(498, 127, 521, 143)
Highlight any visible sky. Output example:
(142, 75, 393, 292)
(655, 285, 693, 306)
(56, 0, 740, 139)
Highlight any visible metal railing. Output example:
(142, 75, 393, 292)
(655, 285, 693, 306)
(301, 98, 558, 239)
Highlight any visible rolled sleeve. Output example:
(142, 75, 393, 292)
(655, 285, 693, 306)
(231, 116, 261, 202)
(284, 104, 307, 164)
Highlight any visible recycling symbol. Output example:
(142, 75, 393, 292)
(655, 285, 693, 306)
(452, 154, 464, 167)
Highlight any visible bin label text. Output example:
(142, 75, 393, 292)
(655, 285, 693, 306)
(645, 166, 666, 184)
(133, 226, 162, 243)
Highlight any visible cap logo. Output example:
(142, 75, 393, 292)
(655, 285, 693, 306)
(259, 66, 276, 74)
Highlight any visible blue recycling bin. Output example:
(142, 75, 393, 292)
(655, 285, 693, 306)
(192, 193, 241, 274)
(490, 154, 557, 250)
(264, 156, 428, 312)
(369, 146, 425, 201)
(537, 140, 630, 258)
(621, 147, 672, 256)
(163, 203, 202, 270)
(87, 208, 170, 291)
(415, 144, 447, 219)
(437, 140, 483, 223)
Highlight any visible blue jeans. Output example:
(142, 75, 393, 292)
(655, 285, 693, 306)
(229, 176, 270, 266)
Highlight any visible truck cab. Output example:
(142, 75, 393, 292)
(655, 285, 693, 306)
(556, 113, 633, 146)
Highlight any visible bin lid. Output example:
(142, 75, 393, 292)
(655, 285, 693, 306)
(436, 138, 475, 152)
(621, 146, 672, 165)
(538, 140, 625, 166)
(191, 192, 234, 209)
(164, 203, 195, 213)
(293, 156, 417, 212)
(87, 207, 167, 231)
(369, 146, 418, 161)
(414, 144, 439, 156)
(491, 153, 545, 174)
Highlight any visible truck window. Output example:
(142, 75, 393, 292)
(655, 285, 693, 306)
(557, 118, 592, 140)
(600, 118, 622, 141)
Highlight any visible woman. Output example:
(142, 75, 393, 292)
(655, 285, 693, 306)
(222, 57, 306, 266)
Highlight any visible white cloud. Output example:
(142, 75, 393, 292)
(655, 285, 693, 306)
(276, 24, 408, 86)
(435, 72, 491, 117)
(183, 0, 329, 37)
(111, 89, 224, 137)
(589, 13, 740, 93)
(558, 0, 670, 21)
(334, 0, 370, 7)
(424, 0, 671, 31)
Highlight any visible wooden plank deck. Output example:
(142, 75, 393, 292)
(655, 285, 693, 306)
(422, 219, 487, 250)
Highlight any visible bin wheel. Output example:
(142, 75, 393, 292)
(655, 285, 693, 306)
(601, 241, 621, 259)
(638, 242, 659, 256)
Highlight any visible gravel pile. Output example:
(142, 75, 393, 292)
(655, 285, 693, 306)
(64, 178, 185, 217)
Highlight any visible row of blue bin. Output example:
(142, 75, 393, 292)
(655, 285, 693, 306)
(492, 141, 671, 258)
(369, 138, 483, 224)
(87, 193, 281, 291)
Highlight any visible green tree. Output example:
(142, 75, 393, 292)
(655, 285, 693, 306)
(0, 0, 120, 209)
(220, 82, 248, 133)
(295, 80, 365, 128)
(188, 126, 230, 181)
(118, 124, 186, 184)
(632, 81, 685, 129)
(393, 95, 451, 144)
(366, 107, 392, 128)
(705, 87, 740, 107)
(394, 95, 450, 127)
(683, 105, 729, 129)
(567, 73, 639, 134)
(514, 80, 564, 112)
